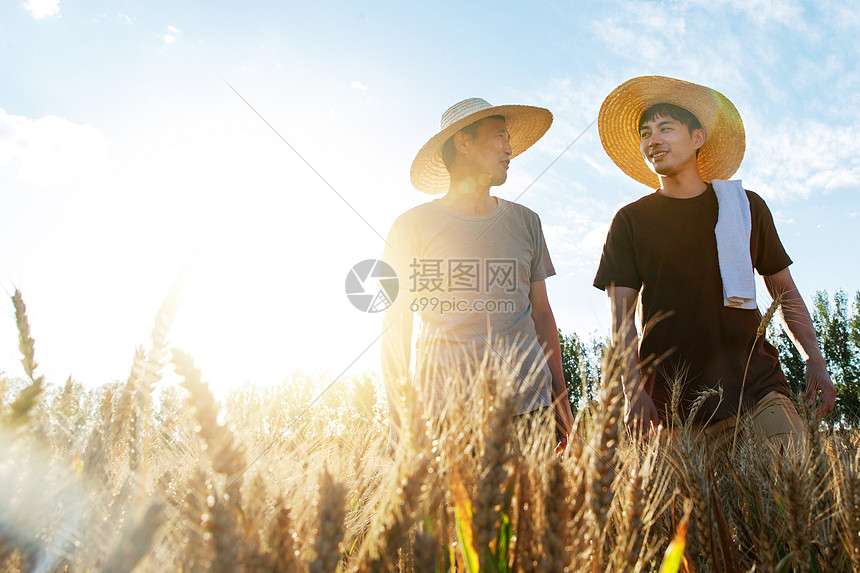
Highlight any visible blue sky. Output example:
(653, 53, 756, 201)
(2, 0, 858, 392)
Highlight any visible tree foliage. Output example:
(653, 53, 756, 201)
(772, 289, 860, 427)
(557, 329, 604, 412)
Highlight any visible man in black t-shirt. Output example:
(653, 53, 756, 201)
(593, 76, 835, 446)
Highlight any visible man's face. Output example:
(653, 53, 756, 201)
(462, 117, 513, 186)
(638, 114, 704, 178)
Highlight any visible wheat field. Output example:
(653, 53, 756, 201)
(1, 290, 858, 572)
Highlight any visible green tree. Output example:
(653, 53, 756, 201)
(770, 324, 805, 395)
(851, 291, 860, 350)
(558, 329, 604, 411)
(811, 290, 860, 427)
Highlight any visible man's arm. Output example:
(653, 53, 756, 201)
(529, 280, 575, 449)
(381, 298, 414, 455)
(606, 285, 660, 435)
(764, 268, 836, 417)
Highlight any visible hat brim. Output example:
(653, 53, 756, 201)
(598, 76, 745, 189)
(410, 104, 553, 194)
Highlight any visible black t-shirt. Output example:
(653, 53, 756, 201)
(593, 185, 792, 423)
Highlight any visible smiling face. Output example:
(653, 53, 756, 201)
(459, 116, 513, 186)
(638, 113, 705, 179)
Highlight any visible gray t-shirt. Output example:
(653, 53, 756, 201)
(383, 198, 555, 415)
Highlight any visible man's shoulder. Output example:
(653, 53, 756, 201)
(609, 192, 660, 221)
(400, 200, 440, 217)
(743, 189, 769, 209)
(741, 189, 779, 223)
(390, 200, 439, 226)
(385, 202, 439, 249)
(499, 198, 542, 223)
(500, 198, 533, 212)
(625, 191, 660, 209)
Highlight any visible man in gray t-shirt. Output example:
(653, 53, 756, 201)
(381, 98, 574, 454)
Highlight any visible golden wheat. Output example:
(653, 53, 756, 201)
(0, 289, 858, 572)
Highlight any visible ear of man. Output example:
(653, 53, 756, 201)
(692, 127, 706, 150)
(454, 129, 473, 155)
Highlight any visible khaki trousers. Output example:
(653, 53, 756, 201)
(688, 391, 805, 453)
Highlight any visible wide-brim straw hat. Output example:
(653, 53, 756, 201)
(598, 76, 745, 189)
(410, 98, 553, 194)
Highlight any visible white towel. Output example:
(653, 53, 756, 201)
(713, 179, 756, 310)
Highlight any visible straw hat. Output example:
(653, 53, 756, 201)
(410, 98, 553, 194)
(598, 76, 745, 189)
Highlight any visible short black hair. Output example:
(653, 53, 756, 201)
(638, 103, 703, 134)
(441, 115, 505, 171)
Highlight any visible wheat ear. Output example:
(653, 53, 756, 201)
(309, 467, 347, 573)
(8, 290, 44, 426)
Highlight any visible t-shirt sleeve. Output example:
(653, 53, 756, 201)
(593, 209, 642, 292)
(748, 191, 792, 276)
(530, 213, 556, 282)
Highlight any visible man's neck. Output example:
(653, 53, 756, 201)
(438, 178, 497, 216)
(657, 170, 708, 199)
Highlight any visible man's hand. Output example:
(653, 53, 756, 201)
(625, 390, 660, 438)
(805, 359, 837, 418)
(763, 268, 837, 419)
(553, 397, 575, 454)
(554, 433, 568, 456)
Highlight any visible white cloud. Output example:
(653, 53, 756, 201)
(24, 0, 59, 19)
(586, 1, 805, 96)
(165, 25, 181, 44)
(351, 81, 368, 91)
(579, 222, 612, 257)
(0, 108, 108, 188)
(590, 3, 689, 63)
(543, 202, 613, 262)
(684, 0, 805, 26)
(580, 152, 611, 176)
(819, 0, 860, 30)
(744, 119, 860, 199)
(118, 12, 132, 24)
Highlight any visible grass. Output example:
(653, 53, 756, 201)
(0, 289, 859, 572)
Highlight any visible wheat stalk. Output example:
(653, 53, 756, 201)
(171, 348, 247, 481)
(587, 343, 625, 564)
(309, 467, 347, 573)
(473, 375, 517, 565)
(540, 456, 573, 572)
(732, 293, 782, 454)
(8, 290, 45, 426)
(781, 453, 813, 573)
(265, 497, 301, 573)
(101, 502, 165, 571)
